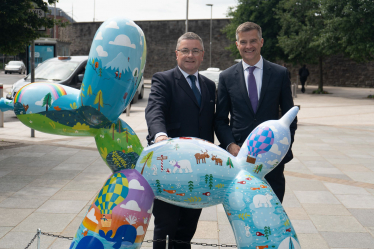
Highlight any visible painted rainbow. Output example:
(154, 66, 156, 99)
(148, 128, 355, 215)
(14, 83, 67, 104)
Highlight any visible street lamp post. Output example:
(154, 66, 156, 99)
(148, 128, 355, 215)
(206, 4, 213, 68)
(186, 0, 189, 33)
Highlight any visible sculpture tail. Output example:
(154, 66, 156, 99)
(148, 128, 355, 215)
(236, 106, 299, 179)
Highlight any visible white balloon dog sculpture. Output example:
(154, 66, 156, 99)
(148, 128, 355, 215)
(0, 17, 300, 249)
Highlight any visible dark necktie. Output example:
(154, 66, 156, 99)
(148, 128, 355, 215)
(188, 75, 201, 106)
(247, 67, 258, 113)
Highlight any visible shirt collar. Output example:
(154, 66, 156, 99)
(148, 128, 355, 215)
(242, 56, 263, 71)
(178, 66, 199, 79)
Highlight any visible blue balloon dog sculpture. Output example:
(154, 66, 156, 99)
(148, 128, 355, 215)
(0, 17, 300, 249)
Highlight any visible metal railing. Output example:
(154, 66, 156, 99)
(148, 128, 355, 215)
(24, 229, 237, 249)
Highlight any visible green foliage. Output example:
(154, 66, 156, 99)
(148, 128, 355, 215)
(0, 0, 65, 55)
(264, 226, 271, 240)
(205, 174, 209, 184)
(223, 0, 287, 62)
(319, 0, 374, 62)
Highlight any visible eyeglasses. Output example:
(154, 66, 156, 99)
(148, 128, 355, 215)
(177, 49, 203, 56)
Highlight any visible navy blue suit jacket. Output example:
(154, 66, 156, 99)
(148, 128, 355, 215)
(215, 59, 297, 164)
(146, 67, 216, 144)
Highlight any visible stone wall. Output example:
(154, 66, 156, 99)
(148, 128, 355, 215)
(59, 19, 374, 87)
(286, 55, 374, 88)
(58, 19, 237, 78)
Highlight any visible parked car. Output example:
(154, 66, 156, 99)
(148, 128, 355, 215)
(199, 67, 221, 100)
(6, 56, 88, 100)
(6, 55, 145, 104)
(4, 61, 26, 74)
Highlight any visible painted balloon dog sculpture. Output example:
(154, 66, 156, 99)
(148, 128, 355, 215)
(0, 17, 301, 249)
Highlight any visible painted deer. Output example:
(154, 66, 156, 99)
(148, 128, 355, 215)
(194, 149, 210, 164)
(211, 154, 223, 166)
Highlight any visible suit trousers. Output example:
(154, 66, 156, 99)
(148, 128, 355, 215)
(153, 199, 202, 249)
(264, 163, 286, 203)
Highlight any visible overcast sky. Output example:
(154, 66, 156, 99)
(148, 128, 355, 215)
(54, 0, 238, 22)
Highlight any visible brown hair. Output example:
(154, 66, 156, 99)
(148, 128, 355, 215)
(236, 22, 262, 41)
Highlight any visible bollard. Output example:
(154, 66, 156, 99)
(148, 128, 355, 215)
(165, 235, 169, 249)
(37, 228, 41, 249)
(0, 84, 3, 128)
(126, 104, 131, 116)
(31, 129, 35, 137)
(294, 83, 297, 98)
(291, 82, 295, 98)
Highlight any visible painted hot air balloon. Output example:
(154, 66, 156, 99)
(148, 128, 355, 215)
(94, 172, 129, 227)
(246, 126, 274, 164)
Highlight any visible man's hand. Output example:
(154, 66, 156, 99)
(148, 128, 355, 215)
(155, 135, 169, 143)
(228, 143, 240, 156)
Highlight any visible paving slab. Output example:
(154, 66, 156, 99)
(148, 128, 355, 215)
(12, 213, 76, 233)
(320, 231, 374, 248)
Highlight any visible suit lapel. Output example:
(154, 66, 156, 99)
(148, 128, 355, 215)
(174, 67, 200, 107)
(236, 62, 255, 114)
(258, 59, 272, 110)
(198, 74, 209, 112)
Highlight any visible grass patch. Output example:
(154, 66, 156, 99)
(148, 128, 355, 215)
(368, 95, 374, 99)
(312, 89, 330, 94)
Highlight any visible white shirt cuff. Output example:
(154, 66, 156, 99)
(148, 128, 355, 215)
(154, 132, 168, 143)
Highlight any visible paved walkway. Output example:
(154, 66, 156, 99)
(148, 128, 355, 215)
(0, 85, 373, 249)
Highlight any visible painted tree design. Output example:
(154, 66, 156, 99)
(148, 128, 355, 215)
(94, 90, 103, 111)
(254, 164, 263, 174)
(80, 83, 85, 106)
(174, 144, 180, 150)
(209, 174, 213, 189)
(99, 68, 102, 77)
(124, 128, 129, 143)
(156, 180, 162, 193)
(111, 123, 115, 140)
(188, 181, 194, 192)
(140, 151, 154, 175)
(264, 226, 271, 240)
(87, 85, 92, 96)
(226, 157, 234, 168)
(42, 92, 52, 111)
(205, 174, 209, 184)
(117, 120, 122, 134)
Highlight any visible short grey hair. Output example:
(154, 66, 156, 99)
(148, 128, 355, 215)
(176, 32, 204, 51)
(236, 22, 262, 41)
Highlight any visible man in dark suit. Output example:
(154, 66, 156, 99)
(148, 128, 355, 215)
(215, 22, 297, 203)
(145, 32, 216, 249)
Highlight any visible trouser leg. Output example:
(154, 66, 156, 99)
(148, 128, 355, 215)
(265, 163, 286, 203)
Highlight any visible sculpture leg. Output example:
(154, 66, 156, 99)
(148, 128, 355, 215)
(222, 170, 301, 249)
(70, 169, 154, 249)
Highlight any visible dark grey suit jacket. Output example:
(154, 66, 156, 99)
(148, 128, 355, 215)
(215, 59, 297, 164)
(146, 67, 216, 144)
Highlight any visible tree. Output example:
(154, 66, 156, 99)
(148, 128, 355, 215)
(226, 157, 234, 168)
(318, 0, 374, 62)
(140, 151, 154, 175)
(223, 0, 287, 62)
(94, 90, 104, 111)
(276, 0, 337, 92)
(42, 92, 52, 111)
(0, 0, 63, 55)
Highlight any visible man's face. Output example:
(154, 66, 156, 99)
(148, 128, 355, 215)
(236, 30, 264, 66)
(175, 39, 204, 75)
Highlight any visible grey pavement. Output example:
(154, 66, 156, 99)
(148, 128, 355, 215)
(0, 84, 374, 249)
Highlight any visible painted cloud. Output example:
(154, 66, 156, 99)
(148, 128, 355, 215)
(129, 179, 144, 190)
(96, 45, 108, 57)
(120, 200, 141, 212)
(106, 21, 119, 29)
(109, 34, 136, 49)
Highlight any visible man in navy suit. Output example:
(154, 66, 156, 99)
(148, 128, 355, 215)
(215, 22, 297, 203)
(145, 32, 216, 249)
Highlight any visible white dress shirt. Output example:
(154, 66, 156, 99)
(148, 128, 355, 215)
(154, 67, 201, 142)
(242, 56, 263, 99)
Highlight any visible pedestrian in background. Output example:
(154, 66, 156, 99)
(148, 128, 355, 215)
(298, 64, 309, 93)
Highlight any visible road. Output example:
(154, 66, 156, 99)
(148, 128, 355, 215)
(0, 72, 151, 123)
